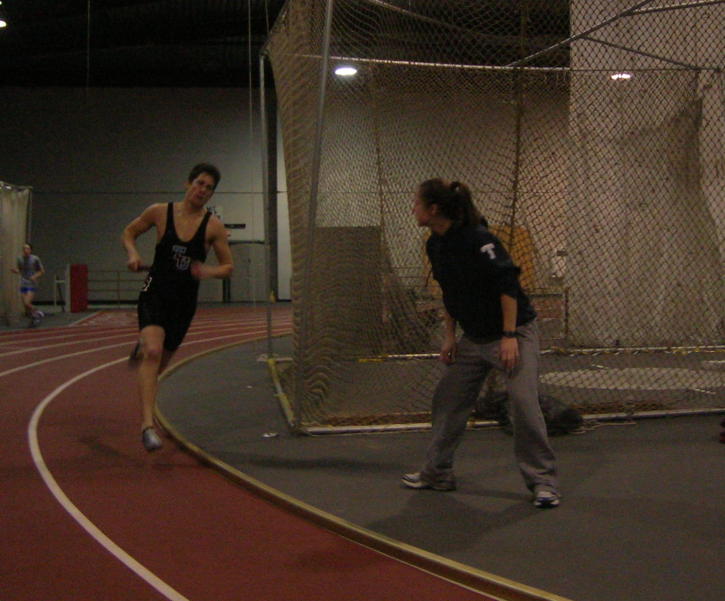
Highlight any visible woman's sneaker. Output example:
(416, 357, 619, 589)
(533, 489, 560, 508)
(401, 472, 456, 491)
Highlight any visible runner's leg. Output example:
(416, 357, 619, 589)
(137, 325, 165, 431)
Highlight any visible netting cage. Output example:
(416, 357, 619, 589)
(261, 0, 724, 433)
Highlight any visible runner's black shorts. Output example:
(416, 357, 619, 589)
(137, 288, 197, 352)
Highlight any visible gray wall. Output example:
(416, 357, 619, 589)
(0, 86, 291, 304)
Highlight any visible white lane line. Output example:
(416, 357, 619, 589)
(67, 312, 102, 326)
(0, 312, 289, 344)
(0, 315, 278, 342)
(0, 332, 135, 358)
(0, 327, 288, 378)
(70, 311, 285, 329)
(28, 356, 192, 601)
(0, 341, 138, 378)
(0, 326, 137, 346)
(0, 320, 285, 358)
(25, 327, 290, 600)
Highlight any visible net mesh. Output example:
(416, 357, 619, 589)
(265, 0, 724, 431)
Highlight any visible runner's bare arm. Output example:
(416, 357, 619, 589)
(122, 204, 163, 271)
(31, 263, 45, 282)
(191, 217, 233, 280)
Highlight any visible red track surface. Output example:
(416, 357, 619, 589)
(1, 306, 494, 601)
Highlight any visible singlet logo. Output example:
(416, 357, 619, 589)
(480, 243, 496, 260)
(172, 244, 192, 271)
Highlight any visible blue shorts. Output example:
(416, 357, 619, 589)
(20, 286, 36, 294)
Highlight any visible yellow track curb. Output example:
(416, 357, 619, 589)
(156, 338, 575, 601)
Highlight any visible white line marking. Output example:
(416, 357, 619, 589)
(0, 332, 134, 358)
(0, 340, 138, 378)
(0, 316, 282, 345)
(24, 327, 291, 599)
(0, 320, 287, 358)
(0, 326, 137, 346)
(0, 327, 289, 378)
(67, 312, 101, 326)
(28, 356, 192, 601)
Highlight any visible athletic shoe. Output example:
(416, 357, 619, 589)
(533, 489, 560, 509)
(142, 427, 162, 452)
(401, 472, 456, 491)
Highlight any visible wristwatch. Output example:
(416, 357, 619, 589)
(502, 330, 517, 338)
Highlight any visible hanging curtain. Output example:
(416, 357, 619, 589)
(1, 182, 31, 326)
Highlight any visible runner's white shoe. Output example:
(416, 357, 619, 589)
(142, 427, 162, 452)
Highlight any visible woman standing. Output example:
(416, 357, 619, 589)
(403, 178, 560, 508)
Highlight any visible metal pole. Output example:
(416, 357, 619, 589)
(85, 0, 92, 91)
(507, 4, 530, 252)
(507, 0, 658, 68)
(294, 0, 336, 428)
(26, 188, 33, 243)
(507, 71, 524, 251)
(632, 0, 725, 14)
(260, 52, 274, 358)
(306, 0, 335, 236)
(582, 36, 706, 71)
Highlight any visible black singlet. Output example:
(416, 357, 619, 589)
(144, 202, 212, 295)
(137, 203, 212, 351)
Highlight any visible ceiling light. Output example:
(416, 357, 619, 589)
(334, 65, 358, 77)
(610, 72, 632, 81)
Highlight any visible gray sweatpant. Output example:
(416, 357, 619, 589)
(421, 319, 559, 494)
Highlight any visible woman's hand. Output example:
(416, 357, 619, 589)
(439, 334, 457, 364)
(499, 336, 519, 373)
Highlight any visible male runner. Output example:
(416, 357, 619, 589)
(122, 163, 233, 451)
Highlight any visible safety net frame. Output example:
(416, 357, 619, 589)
(261, 0, 724, 433)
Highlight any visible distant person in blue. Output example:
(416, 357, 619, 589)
(10, 243, 45, 327)
(402, 178, 560, 508)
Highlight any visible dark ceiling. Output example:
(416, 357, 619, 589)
(0, 0, 288, 87)
(0, 1, 571, 88)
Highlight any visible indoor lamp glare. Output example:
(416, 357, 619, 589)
(334, 65, 358, 77)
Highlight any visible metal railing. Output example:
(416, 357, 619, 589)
(87, 270, 147, 306)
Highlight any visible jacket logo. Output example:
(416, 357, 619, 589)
(480, 243, 496, 260)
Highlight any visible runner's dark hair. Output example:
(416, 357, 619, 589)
(188, 163, 221, 189)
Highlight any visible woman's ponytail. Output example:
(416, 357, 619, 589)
(448, 181, 482, 227)
(418, 178, 487, 227)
